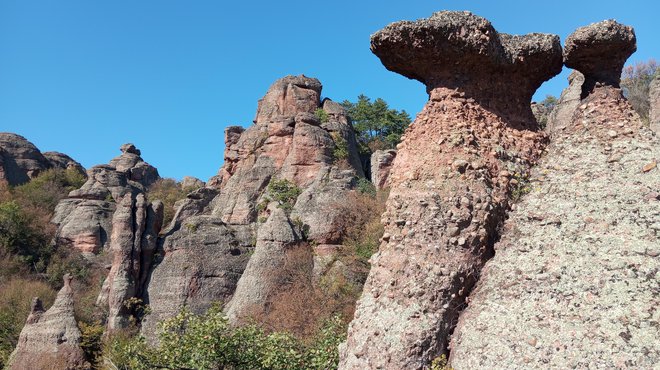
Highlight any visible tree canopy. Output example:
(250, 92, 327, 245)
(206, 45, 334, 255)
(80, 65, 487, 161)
(341, 95, 411, 153)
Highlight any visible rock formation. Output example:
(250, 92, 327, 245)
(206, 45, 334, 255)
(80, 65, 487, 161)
(6, 275, 89, 370)
(142, 75, 364, 339)
(51, 144, 160, 256)
(97, 193, 163, 332)
(563, 19, 636, 97)
(547, 71, 585, 132)
(0, 133, 85, 186)
(650, 73, 660, 134)
(450, 20, 660, 368)
(340, 11, 562, 369)
(370, 150, 396, 190)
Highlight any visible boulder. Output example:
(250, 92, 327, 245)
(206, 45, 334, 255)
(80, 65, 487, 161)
(340, 11, 561, 369)
(43, 151, 86, 176)
(181, 176, 205, 190)
(108, 143, 160, 188)
(0, 133, 54, 185)
(370, 150, 396, 189)
(450, 21, 659, 368)
(564, 19, 636, 96)
(6, 275, 89, 370)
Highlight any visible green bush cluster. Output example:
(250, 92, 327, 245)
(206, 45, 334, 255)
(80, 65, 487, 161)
(105, 305, 346, 370)
(331, 132, 350, 163)
(266, 179, 302, 214)
(314, 108, 329, 123)
(146, 178, 191, 227)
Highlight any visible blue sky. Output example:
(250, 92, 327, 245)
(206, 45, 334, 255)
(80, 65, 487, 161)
(1, 1, 658, 181)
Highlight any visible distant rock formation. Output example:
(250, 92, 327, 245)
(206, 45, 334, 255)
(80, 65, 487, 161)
(51, 144, 160, 256)
(650, 73, 660, 134)
(450, 20, 660, 368)
(6, 275, 89, 370)
(340, 11, 562, 369)
(370, 150, 396, 190)
(142, 75, 365, 340)
(547, 71, 585, 132)
(0, 133, 85, 186)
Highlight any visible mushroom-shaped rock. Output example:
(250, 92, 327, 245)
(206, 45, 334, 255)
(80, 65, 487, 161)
(6, 274, 89, 370)
(564, 19, 636, 93)
(371, 11, 562, 128)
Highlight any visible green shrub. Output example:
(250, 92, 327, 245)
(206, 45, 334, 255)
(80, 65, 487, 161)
(266, 179, 302, 214)
(314, 108, 329, 123)
(104, 305, 346, 370)
(331, 132, 350, 162)
(356, 177, 376, 196)
(79, 321, 104, 367)
(147, 178, 189, 227)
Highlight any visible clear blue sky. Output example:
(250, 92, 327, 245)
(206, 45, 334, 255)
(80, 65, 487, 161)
(1, 1, 658, 181)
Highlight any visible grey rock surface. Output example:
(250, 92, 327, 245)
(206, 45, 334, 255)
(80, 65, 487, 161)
(0, 132, 53, 185)
(450, 84, 659, 369)
(43, 151, 86, 176)
(547, 71, 585, 132)
(6, 275, 89, 370)
(370, 150, 396, 190)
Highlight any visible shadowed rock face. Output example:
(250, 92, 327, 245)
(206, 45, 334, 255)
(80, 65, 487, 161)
(371, 11, 562, 128)
(340, 11, 560, 369)
(564, 19, 636, 96)
(7, 275, 89, 370)
(450, 21, 659, 368)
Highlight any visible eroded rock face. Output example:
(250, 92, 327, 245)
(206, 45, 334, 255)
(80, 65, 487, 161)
(370, 150, 396, 190)
(0, 133, 82, 185)
(564, 20, 636, 96)
(340, 11, 561, 369)
(547, 71, 585, 132)
(370, 11, 562, 128)
(52, 145, 160, 256)
(7, 275, 89, 370)
(97, 193, 163, 332)
(144, 75, 365, 339)
(650, 73, 660, 134)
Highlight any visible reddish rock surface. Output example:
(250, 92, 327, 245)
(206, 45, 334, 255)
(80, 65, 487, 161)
(340, 11, 561, 369)
(7, 275, 89, 370)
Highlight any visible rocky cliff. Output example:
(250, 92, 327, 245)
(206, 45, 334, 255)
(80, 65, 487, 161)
(450, 19, 659, 369)
(142, 75, 366, 339)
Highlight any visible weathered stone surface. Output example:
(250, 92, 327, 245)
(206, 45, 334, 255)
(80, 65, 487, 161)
(450, 87, 659, 369)
(547, 71, 585, 132)
(181, 176, 205, 190)
(370, 11, 562, 128)
(225, 208, 305, 323)
(650, 73, 660, 134)
(108, 143, 160, 188)
(0, 133, 53, 185)
(141, 216, 253, 341)
(7, 275, 89, 370)
(370, 150, 396, 190)
(97, 193, 163, 332)
(52, 145, 159, 256)
(164, 187, 218, 233)
(43, 151, 86, 176)
(340, 11, 560, 369)
(564, 20, 636, 96)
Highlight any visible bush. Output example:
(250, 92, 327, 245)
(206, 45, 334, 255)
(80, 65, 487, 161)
(314, 108, 329, 123)
(621, 59, 658, 122)
(266, 179, 302, 214)
(331, 132, 350, 163)
(0, 278, 56, 368)
(104, 305, 346, 370)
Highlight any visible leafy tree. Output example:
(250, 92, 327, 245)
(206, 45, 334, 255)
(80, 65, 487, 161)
(621, 58, 658, 122)
(341, 95, 411, 153)
(540, 95, 558, 111)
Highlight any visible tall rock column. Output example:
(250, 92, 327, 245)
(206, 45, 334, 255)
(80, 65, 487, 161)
(339, 11, 562, 369)
(6, 275, 89, 370)
(450, 21, 660, 368)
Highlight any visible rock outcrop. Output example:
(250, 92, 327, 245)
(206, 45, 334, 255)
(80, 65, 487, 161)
(142, 75, 364, 339)
(6, 275, 89, 370)
(650, 73, 660, 134)
(0, 133, 85, 186)
(340, 11, 562, 369)
(370, 150, 396, 190)
(450, 20, 660, 368)
(547, 71, 585, 132)
(97, 193, 163, 332)
(563, 19, 636, 97)
(52, 145, 160, 256)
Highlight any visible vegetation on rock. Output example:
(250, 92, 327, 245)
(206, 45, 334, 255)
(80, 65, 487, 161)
(621, 58, 658, 123)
